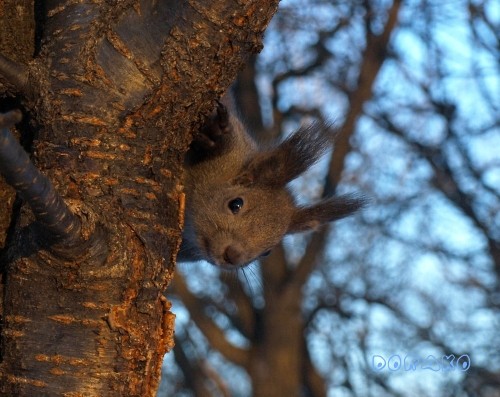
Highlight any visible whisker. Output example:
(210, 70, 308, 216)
(239, 267, 254, 297)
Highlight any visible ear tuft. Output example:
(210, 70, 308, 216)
(233, 121, 336, 187)
(288, 194, 367, 234)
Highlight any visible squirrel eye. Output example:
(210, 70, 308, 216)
(261, 250, 271, 257)
(228, 197, 244, 214)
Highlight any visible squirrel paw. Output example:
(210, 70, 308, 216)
(192, 101, 230, 150)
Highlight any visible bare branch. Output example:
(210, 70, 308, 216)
(290, 1, 402, 287)
(328, 0, 402, 193)
(0, 54, 29, 95)
(0, 111, 81, 245)
(173, 273, 250, 368)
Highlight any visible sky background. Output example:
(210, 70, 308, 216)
(162, 1, 499, 395)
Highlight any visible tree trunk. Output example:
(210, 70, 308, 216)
(250, 284, 304, 397)
(0, 1, 279, 395)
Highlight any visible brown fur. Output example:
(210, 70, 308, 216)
(177, 95, 365, 268)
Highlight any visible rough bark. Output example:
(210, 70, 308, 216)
(0, 1, 279, 396)
(0, 0, 35, 248)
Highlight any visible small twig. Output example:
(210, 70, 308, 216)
(0, 110, 81, 243)
(0, 54, 29, 94)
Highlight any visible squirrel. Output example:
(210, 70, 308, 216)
(177, 93, 365, 268)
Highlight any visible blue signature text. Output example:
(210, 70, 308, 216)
(371, 354, 471, 372)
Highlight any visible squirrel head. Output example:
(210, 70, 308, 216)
(180, 121, 365, 269)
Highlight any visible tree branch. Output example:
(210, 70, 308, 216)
(292, 0, 402, 286)
(327, 0, 401, 193)
(0, 54, 29, 95)
(0, 111, 82, 245)
(173, 273, 250, 368)
(374, 111, 500, 277)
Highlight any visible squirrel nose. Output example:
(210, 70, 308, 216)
(223, 245, 243, 266)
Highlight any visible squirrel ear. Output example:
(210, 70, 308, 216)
(232, 151, 283, 186)
(233, 122, 334, 187)
(287, 194, 367, 234)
